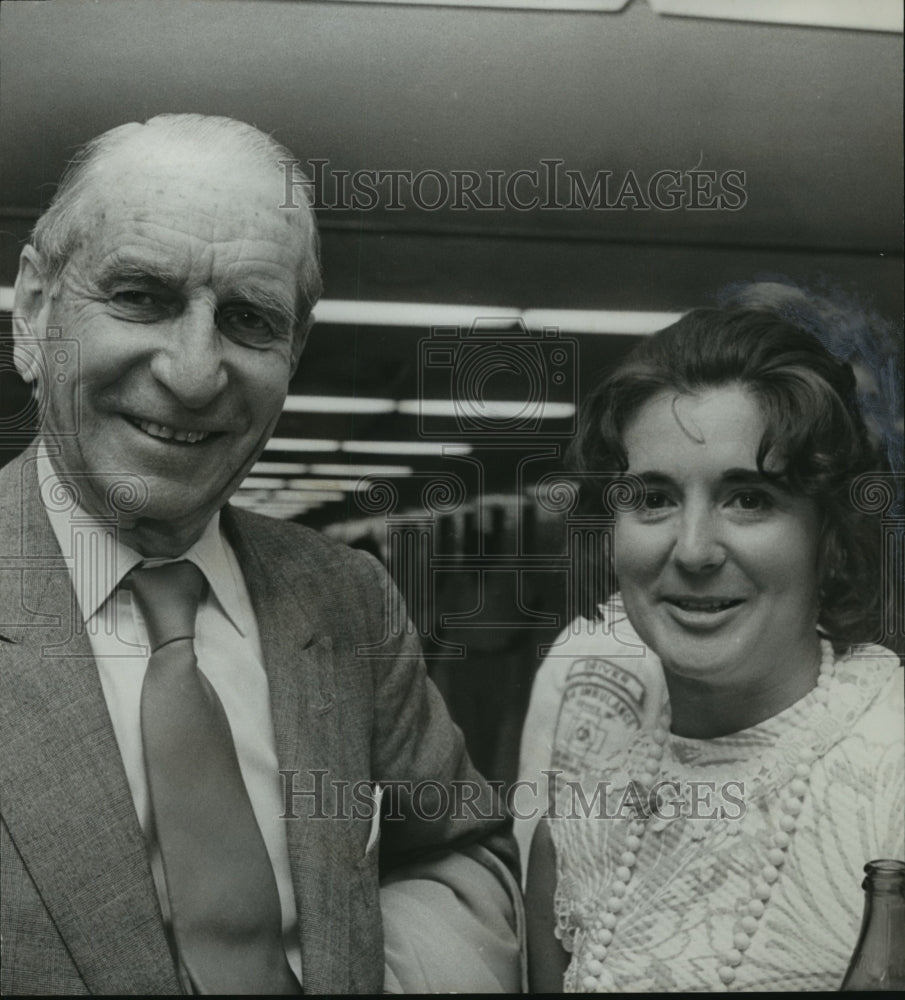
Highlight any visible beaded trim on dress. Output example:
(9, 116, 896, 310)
(549, 643, 902, 993)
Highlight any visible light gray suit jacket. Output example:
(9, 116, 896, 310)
(0, 449, 521, 994)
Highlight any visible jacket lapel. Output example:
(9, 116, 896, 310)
(223, 507, 356, 994)
(0, 452, 181, 994)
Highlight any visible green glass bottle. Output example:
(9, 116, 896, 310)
(840, 859, 905, 991)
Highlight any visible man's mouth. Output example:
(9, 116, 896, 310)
(128, 417, 214, 444)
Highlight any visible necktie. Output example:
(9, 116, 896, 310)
(131, 561, 300, 995)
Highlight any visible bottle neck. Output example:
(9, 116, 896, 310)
(840, 861, 905, 990)
(863, 859, 905, 896)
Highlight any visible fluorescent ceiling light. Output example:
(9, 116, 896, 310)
(401, 399, 575, 418)
(234, 490, 283, 501)
(264, 437, 470, 457)
(238, 477, 287, 490)
(284, 395, 575, 419)
(328, 0, 901, 30)
(267, 438, 341, 452)
(273, 488, 346, 503)
(233, 493, 311, 505)
(251, 460, 416, 477)
(310, 462, 414, 476)
(648, 0, 902, 32)
(312, 300, 520, 328)
(251, 462, 313, 475)
(310, 298, 683, 335)
(521, 309, 683, 335)
(341, 440, 472, 456)
(331, 1, 630, 9)
(232, 494, 291, 506)
(243, 475, 366, 494)
(282, 395, 396, 414)
(287, 478, 364, 492)
(237, 487, 344, 504)
(231, 493, 313, 509)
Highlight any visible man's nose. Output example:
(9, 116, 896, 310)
(149, 302, 228, 409)
(672, 505, 726, 574)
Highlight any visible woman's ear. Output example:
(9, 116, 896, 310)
(815, 515, 847, 619)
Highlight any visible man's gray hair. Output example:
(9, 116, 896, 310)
(31, 113, 323, 327)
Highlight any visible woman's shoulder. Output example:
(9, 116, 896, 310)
(839, 640, 903, 666)
(834, 642, 903, 727)
(821, 643, 904, 767)
(814, 644, 904, 859)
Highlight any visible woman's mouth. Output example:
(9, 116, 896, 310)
(663, 596, 745, 629)
(667, 597, 744, 613)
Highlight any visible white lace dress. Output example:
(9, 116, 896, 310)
(550, 645, 904, 992)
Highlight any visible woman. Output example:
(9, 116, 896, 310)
(525, 304, 904, 992)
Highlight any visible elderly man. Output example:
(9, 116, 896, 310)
(0, 114, 521, 995)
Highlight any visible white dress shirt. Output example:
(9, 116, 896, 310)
(36, 447, 303, 984)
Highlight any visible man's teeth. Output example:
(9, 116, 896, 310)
(136, 419, 210, 444)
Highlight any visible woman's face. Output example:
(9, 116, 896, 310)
(614, 384, 822, 696)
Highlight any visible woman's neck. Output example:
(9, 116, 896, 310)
(665, 638, 824, 739)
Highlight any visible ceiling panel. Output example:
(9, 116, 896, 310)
(1, 0, 901, 250)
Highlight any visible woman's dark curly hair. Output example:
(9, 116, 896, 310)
(570, 307, 888, 647)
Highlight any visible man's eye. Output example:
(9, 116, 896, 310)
(112, 290, 158, 308)
(108, 289, 177, 321)
(218, 306, 276, 345)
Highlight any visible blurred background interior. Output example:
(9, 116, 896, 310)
(1, 0, 902, 784)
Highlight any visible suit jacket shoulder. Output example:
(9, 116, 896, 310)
(222, 505, 390, 636)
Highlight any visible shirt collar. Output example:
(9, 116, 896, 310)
(37, 443, 249, 635)
(172, 513, 250, 636)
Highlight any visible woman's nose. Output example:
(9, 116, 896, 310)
(672, 507, 726, 573)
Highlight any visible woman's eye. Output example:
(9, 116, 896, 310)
(641, 490, 673, 511)
(730, 490, 773, 512)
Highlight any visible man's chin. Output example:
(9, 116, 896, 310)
(114, 504, 224, 557)
(98, 479, 231, 551)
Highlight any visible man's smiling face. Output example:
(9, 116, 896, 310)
(15, 136, 310, 553)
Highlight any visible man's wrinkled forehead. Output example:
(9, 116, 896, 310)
(88, 133, 288, 219)
(70, 133, 309, 291)
(80, 134, 290, 246)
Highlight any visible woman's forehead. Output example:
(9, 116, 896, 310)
(623, 385, 767, 472)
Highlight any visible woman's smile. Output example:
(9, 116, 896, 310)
(661, 594, 746, 629)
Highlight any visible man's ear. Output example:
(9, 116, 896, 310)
(12, 246, 52, 384)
